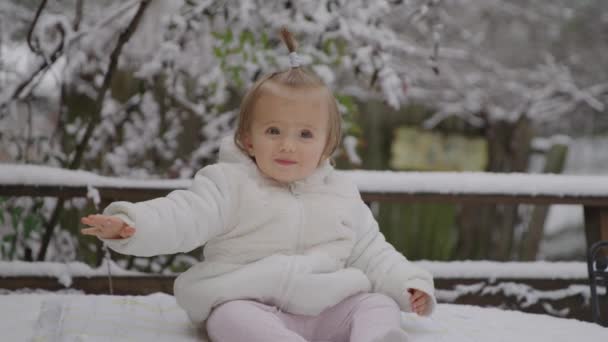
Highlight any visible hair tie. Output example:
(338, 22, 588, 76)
(288, 51, 302, 68)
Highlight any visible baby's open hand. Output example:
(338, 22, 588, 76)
(81, 214, 135, 239)
(408, 288, 430, 315)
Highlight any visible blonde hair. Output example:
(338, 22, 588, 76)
(234, 27, 342, 159)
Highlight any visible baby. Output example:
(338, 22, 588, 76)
(82, 27, 435, 342)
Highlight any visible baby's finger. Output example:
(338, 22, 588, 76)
(81, 216, 95, 225)
(81, 227, 101, 236)
(413, 299, 427, 311)
(82, 215, 104, 227)
(92, 214, 111, 225)
(409, 292, 421, 306)
(412, 295, 427, 306)
(412, 290, 425, 300)
(414, 301, 426, 312)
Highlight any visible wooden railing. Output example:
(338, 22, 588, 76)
(1, 165, 607, 249)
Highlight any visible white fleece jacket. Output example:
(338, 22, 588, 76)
(102, 136, 436, 324)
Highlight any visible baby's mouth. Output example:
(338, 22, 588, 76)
(274, 159, 297, 166)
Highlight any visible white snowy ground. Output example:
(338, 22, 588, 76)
(1, 260, 607, 341)
(1, 291, 606, 342)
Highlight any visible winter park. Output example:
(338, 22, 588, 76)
(1, 0, 608, 341)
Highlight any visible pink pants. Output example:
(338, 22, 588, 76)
(206, 292, 407, 342)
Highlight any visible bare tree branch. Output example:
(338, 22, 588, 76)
(26, 0, 49, 54)
(73, 0, 84, 31)
(37, 0, 151, 261)
(69, 0, 151, 170)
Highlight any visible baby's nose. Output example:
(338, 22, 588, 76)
(280, 138, 296, 151)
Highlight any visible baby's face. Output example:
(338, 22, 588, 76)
(243, 85, 330, 184)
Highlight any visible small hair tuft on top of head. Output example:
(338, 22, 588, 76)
(280, 27, 298, 53)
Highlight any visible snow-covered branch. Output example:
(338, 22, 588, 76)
(1, 0, 606, 173)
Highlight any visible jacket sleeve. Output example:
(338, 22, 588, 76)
(100, 164, 235, 257)
(346, 201, 437, 316)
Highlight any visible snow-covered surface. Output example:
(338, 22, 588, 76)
(2, 261, 595, 320)
(0, 260, 589, 283)
(0, 260, 143, 287)
(346, 170, 608, 196)
(544, 205, 584, 235)
(1, 292, 606, 342)
(0, 164, 189, 189)
(417, 261, 588, 279)
(2, 163, 608, 196)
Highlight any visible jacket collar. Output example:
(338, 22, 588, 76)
(218, 134, 333, 189)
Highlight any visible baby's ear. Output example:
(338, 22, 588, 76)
(242, 135, 255, 156)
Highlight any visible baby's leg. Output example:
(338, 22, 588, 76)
(315, 293, 408, 342)
(348, 293, 408, 342)
(206, 300, 307, 342)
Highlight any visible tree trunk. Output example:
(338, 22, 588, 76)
(455, 115, 533, 260)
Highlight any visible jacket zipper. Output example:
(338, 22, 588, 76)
(277, 184, 303, 312)
(291, 184, 304, 254)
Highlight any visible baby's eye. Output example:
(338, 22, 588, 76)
(266, 127, 280, 135)
(300, 130, 313, 138)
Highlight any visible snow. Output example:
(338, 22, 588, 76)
(417, 260, 587, 279)
(3, 260, 598, 319)
(2, 163, 608, 197)
(0, 292, 605, 341)
(0, 42, 65, 100)
(347, 170, 608, 196)
(543, 205, 583, 235)
(0, 164, 189, 189)
(2, 260, 598, 321)
(0, 260, 588, 283)
(0, 260, 142, 287)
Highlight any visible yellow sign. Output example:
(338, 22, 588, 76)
(390, 127, 487, 171)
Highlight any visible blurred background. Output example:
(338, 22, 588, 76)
(1, 0, 607, 273)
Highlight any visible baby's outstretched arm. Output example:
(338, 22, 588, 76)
(77, 164, 236, 257)
(81, 214, 136, 239)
